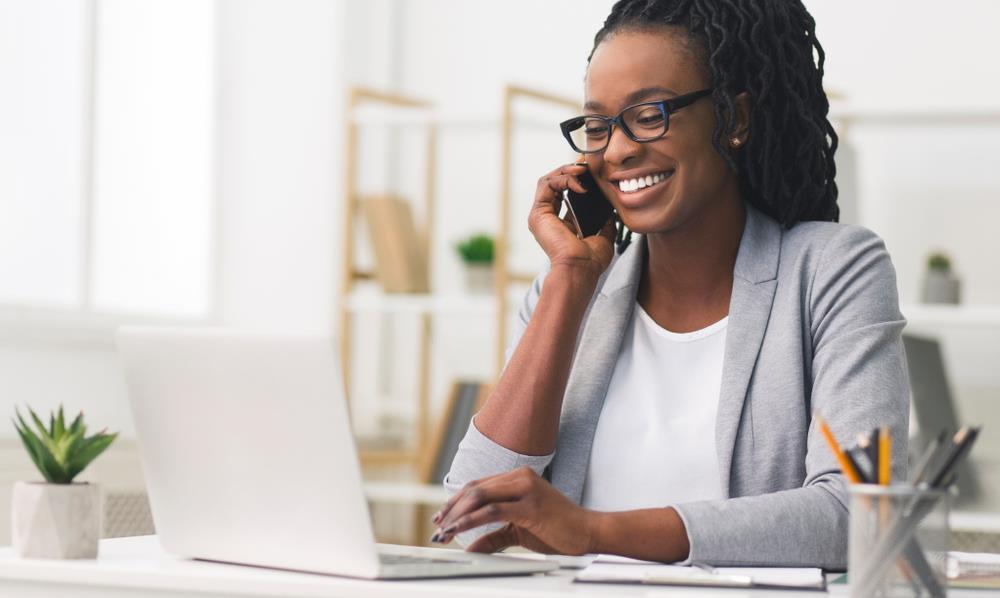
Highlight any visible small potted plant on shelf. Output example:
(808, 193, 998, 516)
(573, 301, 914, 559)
(922, 251, 961, 304)
(455, 233, 495, 294)
(11, 406, 117, 559)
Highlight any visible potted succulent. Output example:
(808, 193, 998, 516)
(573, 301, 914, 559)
(11, 406, 117, 559)
(455, 233, 495, 294)
(922, 252, 961, 304)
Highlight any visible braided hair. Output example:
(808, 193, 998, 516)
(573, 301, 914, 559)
(591, 0, 839, 254)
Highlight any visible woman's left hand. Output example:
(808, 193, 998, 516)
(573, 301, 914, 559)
(433, 467, 598, 555)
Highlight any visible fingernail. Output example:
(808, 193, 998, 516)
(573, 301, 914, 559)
(430, 533, 441, 543)
(431, 511, 442, 524)
(442, 525, 456, 535)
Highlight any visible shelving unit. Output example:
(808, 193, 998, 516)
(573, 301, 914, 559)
(494, 85, 581, 374)
(339, 84, 581, 460)
(339, 87, 437, 469)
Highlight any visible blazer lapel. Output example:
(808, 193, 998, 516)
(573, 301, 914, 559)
(716, 205, 781, 497)
(549, 240, 644, 503)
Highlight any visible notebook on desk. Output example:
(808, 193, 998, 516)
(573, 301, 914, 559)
(574, 557, 826, 591)
(116, 327, 556, 580)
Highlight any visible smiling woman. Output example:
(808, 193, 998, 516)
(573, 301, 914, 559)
(437, 0, 907, 569)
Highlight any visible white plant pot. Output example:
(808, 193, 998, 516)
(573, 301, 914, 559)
(922, 269, 961, 304)
(12, 481, 101, 559)
(463, 263, 494, 294)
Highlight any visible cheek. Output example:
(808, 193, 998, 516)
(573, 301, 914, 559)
(676, 137, 730, 193)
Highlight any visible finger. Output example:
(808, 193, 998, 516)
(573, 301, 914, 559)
(546, 175, 587, 196)
(553, 162, 587, 176)
(438, 476, 525, 531)
(439, 500, 524, 543)
(465, 523, 519, 554)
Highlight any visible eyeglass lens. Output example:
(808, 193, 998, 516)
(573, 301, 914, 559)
(568, 103, 667, 153)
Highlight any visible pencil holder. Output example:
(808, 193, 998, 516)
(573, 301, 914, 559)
(849, 484, 951, 598)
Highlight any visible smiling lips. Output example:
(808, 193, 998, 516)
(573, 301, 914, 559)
(616, 170, 674, 193)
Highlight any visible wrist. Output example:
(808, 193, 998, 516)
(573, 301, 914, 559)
(546, 261, 601, 292)
(586, 510, 610, 554)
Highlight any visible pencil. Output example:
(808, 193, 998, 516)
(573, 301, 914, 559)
(878, 425, 891, 485)
(911, 430, 945, 485)
(814, 411, 862, 483)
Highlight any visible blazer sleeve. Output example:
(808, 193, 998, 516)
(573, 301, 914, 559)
(672, 225, 910, 569)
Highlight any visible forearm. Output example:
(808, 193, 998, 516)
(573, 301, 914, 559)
(590, 507, 690, 563)
(475, 264, 599, 456)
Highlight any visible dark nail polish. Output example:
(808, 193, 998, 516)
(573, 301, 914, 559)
(431, 511, 442, 524)
(442, 525, 456, 535)
(430, 533, 441, 543)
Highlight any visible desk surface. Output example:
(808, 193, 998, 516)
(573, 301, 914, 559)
(0, 536, 982, 598)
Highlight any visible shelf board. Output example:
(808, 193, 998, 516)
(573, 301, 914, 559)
(345, 290, 500, 316)
(902, 304, 1000, 328)
(363, 481, 448, 506)
(829, 104, 1000, 125)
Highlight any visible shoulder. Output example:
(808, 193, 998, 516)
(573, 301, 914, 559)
(774, 218, 901, 335)
(778, 219, 894, 288)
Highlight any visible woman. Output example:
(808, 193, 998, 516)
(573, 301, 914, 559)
(435, 0, 908, 568)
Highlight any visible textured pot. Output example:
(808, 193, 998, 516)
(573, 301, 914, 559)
(12, 481, 101, 559)
(463, 263, 494, 294)
(922, 269, 961, 304)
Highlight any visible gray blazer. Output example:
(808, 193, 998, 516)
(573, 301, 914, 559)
(445, 204, 909, 569)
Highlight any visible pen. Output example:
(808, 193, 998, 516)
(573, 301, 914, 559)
(928, 426, 980, 489)
(910, 430, 945, 485)
(863, 428, 880, 481)
(814, 411, 862, 483)
(845, 449, 870, 484)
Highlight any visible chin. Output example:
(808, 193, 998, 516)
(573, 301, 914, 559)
(615, 203, 683, 236)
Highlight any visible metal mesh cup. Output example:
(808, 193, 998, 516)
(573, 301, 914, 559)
(849, 484, 951, 598)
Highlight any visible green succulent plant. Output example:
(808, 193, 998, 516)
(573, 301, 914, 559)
(927, 252, 951, 272)
(12, 406, 117, 484)
(455, 234, 495, 264)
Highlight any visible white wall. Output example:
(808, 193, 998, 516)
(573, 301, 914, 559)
(215, 0, 346, 333)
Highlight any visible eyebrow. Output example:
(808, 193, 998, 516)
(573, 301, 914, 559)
(584, 86, 680, 113)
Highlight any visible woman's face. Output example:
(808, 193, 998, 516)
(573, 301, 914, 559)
(585, 28, 739, 235)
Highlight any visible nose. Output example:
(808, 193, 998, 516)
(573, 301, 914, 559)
(601, 123, 641, 167)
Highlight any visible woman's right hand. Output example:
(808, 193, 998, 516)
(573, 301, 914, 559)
(528, 163, 617, 278)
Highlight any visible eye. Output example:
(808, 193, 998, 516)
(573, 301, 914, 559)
(583, 119, 610, 138)
(633, 107, 665, 128)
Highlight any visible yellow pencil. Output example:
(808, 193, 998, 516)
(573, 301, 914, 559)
(814, 412, 862, 484)
(878, 425, 891, 485)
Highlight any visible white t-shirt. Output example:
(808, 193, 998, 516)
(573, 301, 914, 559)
(581, 303, 728, 511)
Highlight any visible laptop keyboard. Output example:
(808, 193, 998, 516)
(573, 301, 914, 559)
(379, 553, 471, 566)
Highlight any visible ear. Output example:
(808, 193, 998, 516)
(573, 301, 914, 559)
(727, 91, 751, 149)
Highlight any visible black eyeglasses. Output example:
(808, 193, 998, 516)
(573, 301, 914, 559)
(560, 88, 713, 154)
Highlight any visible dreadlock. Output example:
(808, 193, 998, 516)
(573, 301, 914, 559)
(593, 0, 839, 254)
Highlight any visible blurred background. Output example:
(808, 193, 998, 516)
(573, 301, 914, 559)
(1, 0, 999, 547)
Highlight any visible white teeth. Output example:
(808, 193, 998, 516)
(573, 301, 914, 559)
(617, 171, 671, 193)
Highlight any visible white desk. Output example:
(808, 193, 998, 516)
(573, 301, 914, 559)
(0, 536, 987, 598)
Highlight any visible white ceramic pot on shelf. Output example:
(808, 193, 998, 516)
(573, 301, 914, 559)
(463, 263, 494, 294)
(922, 269, 961, 304)
(12, 481, 101, 559)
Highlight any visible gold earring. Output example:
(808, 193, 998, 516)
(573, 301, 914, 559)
(731, 137, 742, 147)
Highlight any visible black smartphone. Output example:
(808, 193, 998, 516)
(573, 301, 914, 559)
(564, 169, 614, 238)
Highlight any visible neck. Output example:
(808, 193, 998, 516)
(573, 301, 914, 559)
(638, 196, 745, 331)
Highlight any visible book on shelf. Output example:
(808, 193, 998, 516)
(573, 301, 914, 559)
(363, 194, 428, 293)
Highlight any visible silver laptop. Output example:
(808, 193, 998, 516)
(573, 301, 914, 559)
(116, 327, 556, 579)
(903, 333, 980, 505)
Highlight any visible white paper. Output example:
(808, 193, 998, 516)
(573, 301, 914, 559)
(575, 562, 824, 589)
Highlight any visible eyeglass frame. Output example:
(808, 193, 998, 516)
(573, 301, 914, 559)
(559, 88, 714, 154)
